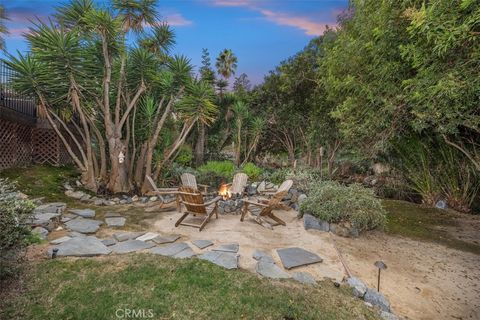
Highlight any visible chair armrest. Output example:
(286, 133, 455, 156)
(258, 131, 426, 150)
(204, 196, 222, 206)
(198, 184, 210, 188)
(243, 199, 269, 208)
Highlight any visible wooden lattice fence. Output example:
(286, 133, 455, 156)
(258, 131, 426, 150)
(0, 118, 33, 170)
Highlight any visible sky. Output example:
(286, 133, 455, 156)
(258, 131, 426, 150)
(1, 0, 348, 85)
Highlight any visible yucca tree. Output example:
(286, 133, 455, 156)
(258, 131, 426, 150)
(4, 0, 198, 194)
(242, 117, 265, 165)
(0, 5, 8, 51)
(232, 100, 248, 166)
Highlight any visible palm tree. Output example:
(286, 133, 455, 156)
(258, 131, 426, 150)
(216, 49, 237, 81)
(139, 23, 175, 57)
(232, 101, 248, 166)
(113, 0, 159, 33)
(0, 5, 8, 51)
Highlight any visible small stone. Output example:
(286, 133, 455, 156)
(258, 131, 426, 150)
(63, 182, 73, 190)
(105, 217, 126, 227)
(113, 232, 145, 242)
(136, 232, 159, 242)
(364, 288, 391, 312)
(50, 236, 72, 245)
(292, 272, 316, 285)
(252, 250, 275, 264)
(101, 238, 117, 246)
(80, 195, 92, 202)
(69, 208, 96, 218)
(32, 226, 49, 240)
(94, 199, 105, 206)
(150, 196, 158, 202)
(213, 243, 239, 253)
(109, 240, 155, 254)
(303, 214, 329, 232)
(255, 260, 290, 279)
(132, 195, 139, 202)
(297, 194, 307, 205)
(119, 200, 127, 205)
(104, 200, 116, 206)
(66, 190, 85, 200)
(347, 277, 367, 298)
(192, 240, 214, 249)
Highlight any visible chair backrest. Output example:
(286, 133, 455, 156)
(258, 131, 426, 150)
(267, 179, 293, 207)
(181, 173, 198, 190)
(230, 173, 248, 195)
(178, 186, 206, 214)
(145, 175, 165, 201)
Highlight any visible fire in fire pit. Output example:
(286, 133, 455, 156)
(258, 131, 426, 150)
(217, 183, 243, 214)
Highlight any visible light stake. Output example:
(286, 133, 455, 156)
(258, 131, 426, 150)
(374, 261, 387, 292)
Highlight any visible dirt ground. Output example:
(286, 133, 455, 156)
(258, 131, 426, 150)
(110, 204, 480, 320)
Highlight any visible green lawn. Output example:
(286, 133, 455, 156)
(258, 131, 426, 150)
(1, 255, 379, 320)
(384, 199, 480, 255)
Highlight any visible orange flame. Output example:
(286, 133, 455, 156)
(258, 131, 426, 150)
(218, 183, 231, 200)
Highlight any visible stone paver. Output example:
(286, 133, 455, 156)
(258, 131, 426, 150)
(199, 251, 238, 269)
(173, 247, 196, 259)
(109, 240, 155, 254)
(69, 208, 96, 218)
(101, 238, 117, 246)
(50, 236, 72, 245)
(192, 240, 213, 249)
(136, 232, 159, 242)
(105, 212, 122, 218)
(276, 247, 323, 269)
(32, 212, 61, 225)
(149, 243, 190, 257)
(213, 243, 239, 253)
(153, 234, 181, 244)
(252, 250, 275, 264)
(255, 260, 290, 279)
(292, 272, 316, 285)
(113, 232, 145, 242)
(48, 236, 111, 257)
(34, 202, 66, 214)
(105, 217, 126, 227)
(65, 217, 103, 233)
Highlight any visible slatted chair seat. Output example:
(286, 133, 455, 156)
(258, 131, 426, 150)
(145, 175, 180, 211)
(180, 173, 209, 195)
(240, 179, 293, 228)
(176, 186, 222, 231)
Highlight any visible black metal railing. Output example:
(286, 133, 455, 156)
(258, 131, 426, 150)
(0, 60, 36, 119)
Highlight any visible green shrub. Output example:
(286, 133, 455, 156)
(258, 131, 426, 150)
(0, 179, 35, 279)
(198, 161, 235, 179)
(267, 168, 289, 185)
(300, 181, 386, 231)
(268, 167, 321, 192)
(174, 145, 193, 167)
(241, 163, 263, 180)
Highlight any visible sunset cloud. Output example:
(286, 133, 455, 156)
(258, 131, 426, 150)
(260, 10, 330, 36)
(210, 0, 256, 7)
(5, 27, 29, 39)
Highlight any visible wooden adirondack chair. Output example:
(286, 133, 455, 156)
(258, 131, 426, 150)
(226, 172, 248, 196)
(180, 173, 209, 194)
(176, 186, 222, 231)
(240, 179, 293, 228)
(145, 175, 180, 211)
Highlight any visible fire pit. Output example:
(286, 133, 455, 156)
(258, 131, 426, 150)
(217, 183, 243, 215)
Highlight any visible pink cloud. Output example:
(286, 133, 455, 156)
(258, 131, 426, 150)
(260, 10, 331, 36)
(5, 27, 29, 39)
(164, 13, 193, 27)
(210, 0, 256, 7)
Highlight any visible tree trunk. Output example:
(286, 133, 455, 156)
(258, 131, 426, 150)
(107, 138, 131, 193)
(194, 123, 206, 167)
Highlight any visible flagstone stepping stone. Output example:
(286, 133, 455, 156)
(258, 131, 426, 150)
(292, 272, 316, 285)
(32, 226, 49, 240)
(136, 232, 159, 242)
(61, 213, 77, 223)
(69, 209, 96, 218)
(48, 236, 111, 257)
(101, 238, 117, 246)
(105, 217, 126, 227)
(276, 247, 323, 270)
(50, 236, 72, 245)
(150, 243, 190, 257)
(69, 231, 86, 238)
(252, 250, 275, 264)
(213, 243, 239, 253)
(192, 240, 213, 249)
(199, 251, 238, 270)
(255, 260, 290, 279)
(65, 217, 103, 233)
(109, 240, 155, 254)
(34, 202, 66, 214)
(173, 247, 196, 259)
(105, 212, 122, 218)
(113, 232, 145, 242)
(153, 234, 181, 244)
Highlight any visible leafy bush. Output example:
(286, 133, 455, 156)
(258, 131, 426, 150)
(267, 167, 321, 192)
(198, 161, 235, 179)
(0, 179, 35, 279)
(267, 168, 289, 185)
(300, 181, 387, 231)
(241, 163, 263, 180)
(174, 145, 193, 167)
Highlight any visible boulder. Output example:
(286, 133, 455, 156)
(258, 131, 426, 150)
(347, 277, 367, 298)
(297, 194, 307, 205)
(380, 311, 399, 320)
(364, 288, 391, 312)
(303, 214, 329, 232)
(32, 226, 49, 240)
